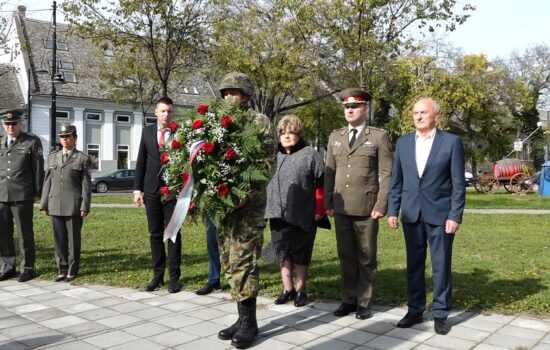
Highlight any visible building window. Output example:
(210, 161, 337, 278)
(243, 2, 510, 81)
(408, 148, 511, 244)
(61, 70, 77, 83)
(179, 85, 199, 95)
(86, 112, 101, 121)
(115, 115, 130, 123)
(56, 111, 70, 119)
(117, 145, 129, 169)
(44, 39, 69, 51)
(145, 116, 157, 125)
(87, 144, 100, 170)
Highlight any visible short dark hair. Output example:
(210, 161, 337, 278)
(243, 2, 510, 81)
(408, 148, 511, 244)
(157, 97, 174, 106)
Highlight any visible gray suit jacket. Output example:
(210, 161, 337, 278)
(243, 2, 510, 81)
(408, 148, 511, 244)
(40, 150, 92, 216)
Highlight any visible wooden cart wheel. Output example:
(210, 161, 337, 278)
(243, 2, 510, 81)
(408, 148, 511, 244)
(474, 176, 499, 193)
(502, 182, 514, 193)
(509, 173, 532, 193)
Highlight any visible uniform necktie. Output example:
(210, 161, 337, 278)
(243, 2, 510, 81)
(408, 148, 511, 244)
(159, 128, 166, 149)
(7, 137, 14, 147)
(349, 128, 358, 148)
(62, 152, 68, 163)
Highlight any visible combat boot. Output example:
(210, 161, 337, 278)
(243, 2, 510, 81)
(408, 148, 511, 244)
(218, 304, 242, 340)
(231, 298, 258, 348)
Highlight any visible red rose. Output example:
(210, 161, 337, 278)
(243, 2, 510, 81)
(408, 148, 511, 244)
(203, 142, 215, 153)
(180, 171, 190, 184)
(188, 201, 195, 211)
(197, 104, 209, 115)
(217, 183, 230, 196)
(192, 119, 204, 129)
(171, 140, 182, 149)
(221, 115, 233, 128)
(225, 148, 238, 162)
(160, 153, 170, 164)
(160, 186, 170, 197)
(168, 121, 178, 132)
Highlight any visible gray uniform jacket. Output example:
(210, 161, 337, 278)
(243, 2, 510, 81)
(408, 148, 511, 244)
(324, 126, 394, 216)
(40, 150, 92, 216)
(0, 132, 44, 202)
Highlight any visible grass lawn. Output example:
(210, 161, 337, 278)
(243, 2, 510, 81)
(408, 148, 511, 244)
(30, 207, 549, 316)
(465, 189, 550, 209)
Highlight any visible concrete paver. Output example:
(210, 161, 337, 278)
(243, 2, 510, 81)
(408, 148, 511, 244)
(0, 279, 548, 350)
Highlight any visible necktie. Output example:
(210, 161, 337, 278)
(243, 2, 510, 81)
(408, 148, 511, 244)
(349, 128, 358, 148)
(8, 137, 13, 147)
(62, 152, 68, 163)
(159, 128, 166, 149)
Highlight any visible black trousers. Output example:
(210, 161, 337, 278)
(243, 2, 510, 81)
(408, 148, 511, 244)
(0, 201, 35, 273)
(144, 194, 181, 281)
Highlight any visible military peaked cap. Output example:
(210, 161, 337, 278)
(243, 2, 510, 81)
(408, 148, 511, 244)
(59, 124, 77, 136)
(340, 88, 371, 105)
(0, 108, 25, 122)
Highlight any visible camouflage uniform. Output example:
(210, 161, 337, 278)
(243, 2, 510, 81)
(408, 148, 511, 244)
(218, 112, 275, 301)
(216, 72, 276, 348)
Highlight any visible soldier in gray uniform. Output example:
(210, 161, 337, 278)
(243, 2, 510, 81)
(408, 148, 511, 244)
(324, 88, 394, 320)
(40, 124, 92, 282)
(0, 109, 44, 282)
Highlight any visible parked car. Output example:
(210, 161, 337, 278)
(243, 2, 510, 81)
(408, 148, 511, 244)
(91, 169, 136, 193)
(465, 171, 474, 187)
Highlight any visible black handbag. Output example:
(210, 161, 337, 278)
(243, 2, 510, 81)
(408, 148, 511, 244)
(316, 215, 331, 230)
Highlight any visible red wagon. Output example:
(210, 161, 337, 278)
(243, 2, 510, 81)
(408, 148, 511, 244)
(473, 158, 533, 193)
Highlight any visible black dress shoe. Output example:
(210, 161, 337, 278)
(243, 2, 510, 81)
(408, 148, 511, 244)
(195, 282, 221, 295)
(294, 292, 307, 307)
(168, 279, 181, 293)
(18, 271, 33, 282)
(0, 270, 16, 281)
(396, 312, 424, 328)
(434, 318, 451, 335)
(54, 274, 67, 282)
(274, 289, 296, 304)
(65, 275, 76, 282)
(333, 303, 357, 317)
(145, 278, 164, 291)
(355, 306, 372, 320)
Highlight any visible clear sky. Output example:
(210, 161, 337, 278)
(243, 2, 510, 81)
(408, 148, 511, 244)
(4, 0, 550, 60)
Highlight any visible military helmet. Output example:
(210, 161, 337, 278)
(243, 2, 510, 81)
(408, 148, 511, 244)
(219, 72, 255, 98)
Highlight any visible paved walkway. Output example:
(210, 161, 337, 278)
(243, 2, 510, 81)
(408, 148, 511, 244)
(1, 280, 549, 350)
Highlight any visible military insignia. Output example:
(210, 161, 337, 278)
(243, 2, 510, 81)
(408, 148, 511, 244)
(363, 142, 376, 148)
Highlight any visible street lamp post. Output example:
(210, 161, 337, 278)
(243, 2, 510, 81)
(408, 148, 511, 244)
(49, 0, 66, 151)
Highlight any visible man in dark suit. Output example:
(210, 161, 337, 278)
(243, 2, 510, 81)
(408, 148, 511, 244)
(388, 97, 465, 335)
(324, 88, 394, 320)
(40, 124, 92, 282)
(133, 97, 181, 293)
(0, 109, 44, 282)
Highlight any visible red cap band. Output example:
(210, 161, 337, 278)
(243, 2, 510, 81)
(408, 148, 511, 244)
(343, 96, 366, 103)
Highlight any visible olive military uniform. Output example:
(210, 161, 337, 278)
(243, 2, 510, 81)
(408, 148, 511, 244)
(40, 125, 91, 278)
(324, 90, 393, 311)
(0, 110, 44, 277)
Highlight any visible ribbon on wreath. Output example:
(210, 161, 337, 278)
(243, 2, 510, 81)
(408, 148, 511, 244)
(163, 140, 206, 242)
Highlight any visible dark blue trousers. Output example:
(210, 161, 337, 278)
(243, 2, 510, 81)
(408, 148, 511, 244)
(206, 217, 221, 285)
(403, 219, 454, 319)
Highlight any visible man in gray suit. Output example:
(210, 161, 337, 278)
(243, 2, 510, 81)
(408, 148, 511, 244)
(324, 88, 394, 319)
(0, 109, 44, 282)
(40, 124, 92, 282)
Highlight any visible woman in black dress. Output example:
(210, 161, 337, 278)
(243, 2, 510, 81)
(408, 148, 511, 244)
(264, 115, 325, 307)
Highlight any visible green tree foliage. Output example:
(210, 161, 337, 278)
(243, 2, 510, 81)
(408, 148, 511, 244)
(63, 0, 209, 108)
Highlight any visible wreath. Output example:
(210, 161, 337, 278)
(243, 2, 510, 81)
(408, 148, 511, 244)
(160, 99, 271, 228)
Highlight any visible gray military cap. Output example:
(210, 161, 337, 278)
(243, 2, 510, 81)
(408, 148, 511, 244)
(59, 124, 77, 136)
(0, 108, 25, 122)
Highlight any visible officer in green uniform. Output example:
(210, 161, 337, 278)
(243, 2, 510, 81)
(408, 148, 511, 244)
(216, 72, 276, 349)
(0, 109, 44, 282)
(40, 124, 92, 282)
(324, 88, 393, 320)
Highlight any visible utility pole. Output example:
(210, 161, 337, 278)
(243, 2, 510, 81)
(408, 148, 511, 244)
(49, 0, 58, 152)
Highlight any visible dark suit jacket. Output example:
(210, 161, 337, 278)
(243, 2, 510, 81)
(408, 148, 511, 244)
(388, 129, 465, 225)
(134, 124, 162, 196)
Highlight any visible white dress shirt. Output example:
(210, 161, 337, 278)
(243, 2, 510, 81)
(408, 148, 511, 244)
(348, 124, 365, 144)
(415, 128, 436, 177)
